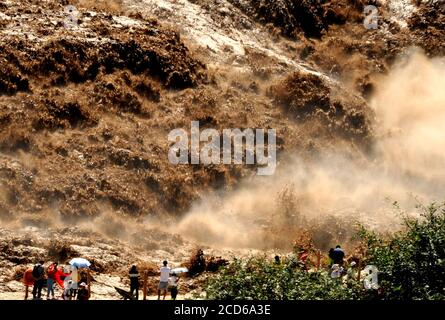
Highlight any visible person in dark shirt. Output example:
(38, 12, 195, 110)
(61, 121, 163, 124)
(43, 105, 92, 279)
(32, 260, 45, 300)
(77, 282, 90, 301)
(169, 272, 179, 300)
(129, 265, 140, 300)
(274, 255, 281, 265)
(332, 245, 345, 265)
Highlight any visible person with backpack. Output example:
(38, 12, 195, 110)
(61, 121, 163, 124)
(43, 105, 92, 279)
(129, 265, 140, 300)
(32, 260, 45, 300)
(46, 262, 58, 300)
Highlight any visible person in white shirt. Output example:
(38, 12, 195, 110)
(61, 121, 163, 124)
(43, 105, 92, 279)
(157, 260, 170, 300)
(330, 264, 343, 278)
(63, 279, 73, 300)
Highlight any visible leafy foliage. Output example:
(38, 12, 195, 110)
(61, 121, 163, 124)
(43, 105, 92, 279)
(205, 203, 445, 300)
(359, 203, 445, 300)
(205, 256, 363, 300)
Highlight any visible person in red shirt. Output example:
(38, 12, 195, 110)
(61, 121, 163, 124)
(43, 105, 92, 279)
(46, 262, 59, 300)
(54, 267, 69, 291)
(23, 268, 35, 300)
(46, 262, 70, 299)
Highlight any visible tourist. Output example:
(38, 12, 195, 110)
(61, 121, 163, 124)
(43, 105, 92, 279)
(157, 260, 170, 300)
(129, 265, 140, 300)
(23, 268, 35, 300)
(63, 279, 74, 300)
(77, 282, 90, 300)
(46, 262, 58, 300)
(169, 272, 179, 300)
(70, 265, 79, 298)
(330, 264, 343, 278)
(331, 245, 345, 265)
(32, 260, 45, 300)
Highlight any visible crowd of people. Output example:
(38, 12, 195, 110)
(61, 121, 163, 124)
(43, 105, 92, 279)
(23, 259, 180, 300)
(276, 244, 379, 291)
(23, 245, 377, 300)
(327, 246, 380, 292)
(23, 260, 90, 300)
(125, 261, 180, 301)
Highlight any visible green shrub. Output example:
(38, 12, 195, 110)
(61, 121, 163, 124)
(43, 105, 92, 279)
(205, 202, 445, 300)
(359, 202, 445, 300)
(205, 256, 363, 300)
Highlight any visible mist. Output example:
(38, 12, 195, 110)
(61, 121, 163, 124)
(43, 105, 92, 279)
(174, 50, 445, 249)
